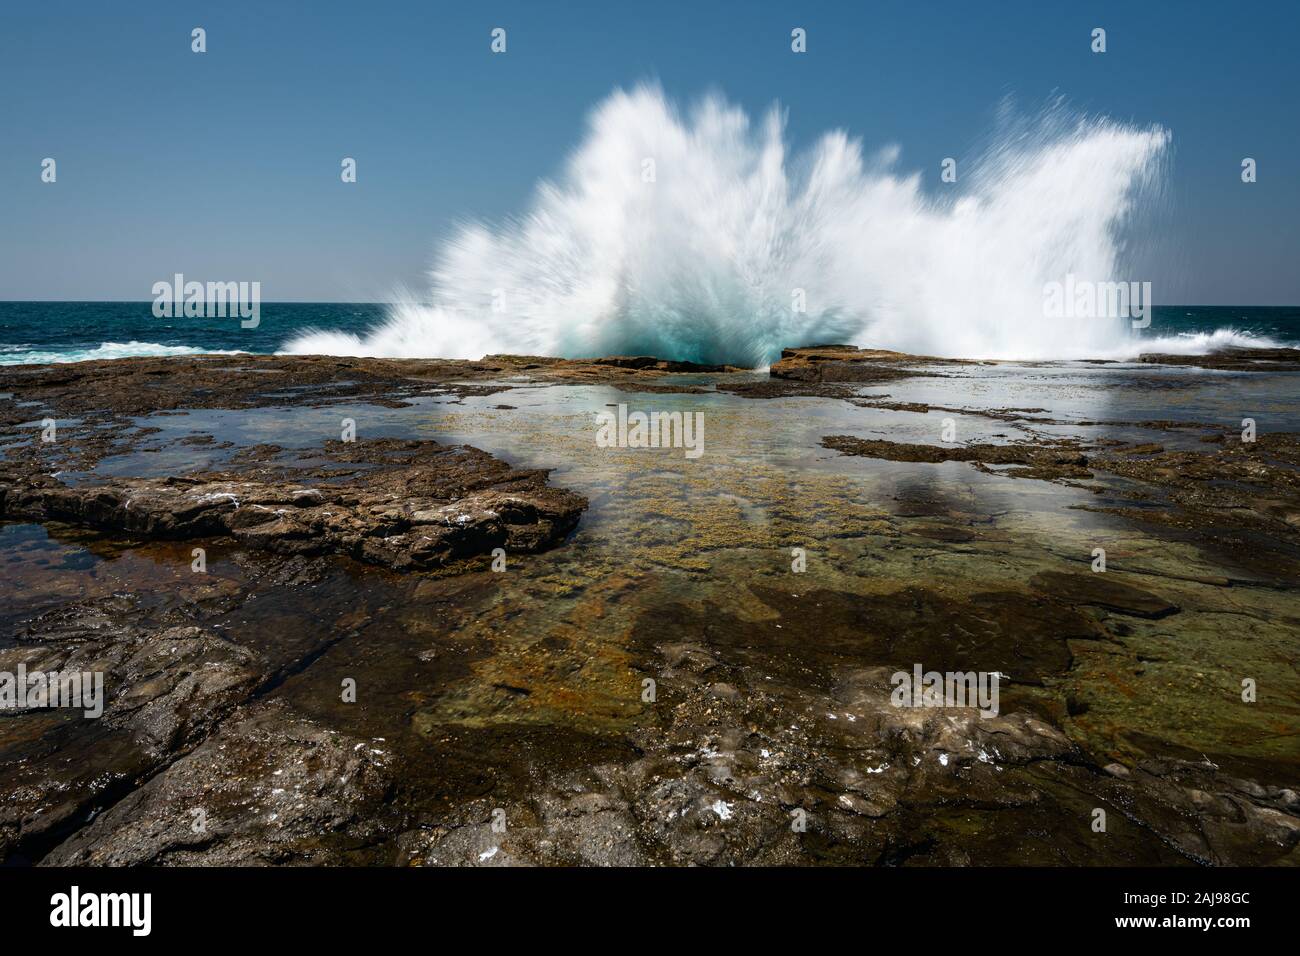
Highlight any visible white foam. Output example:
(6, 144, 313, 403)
(0, 341, 241, 365)
(286, 84, 1178, 364)
(1115, 327, 1283, 359)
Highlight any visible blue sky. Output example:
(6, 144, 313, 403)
(2, 0, 1296, 303)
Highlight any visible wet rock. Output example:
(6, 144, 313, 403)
(913, 524, 976, 543)
(638, 584, 1100, 688)
(824, 429, 1300, 582)
(585, 356, 730, 373)
(1137, 347, 1300, 371)
(0, 623, 262, 862)
(1029, 571, 1179, 619)
(1082, 758, 1300, 865)
(0, 351, 763, 427)
(42, 700, 393, 866)
(4, 348, 1298, 868)
(822, 435, 1092, 480)
(1, 439, 586, 572)
(771, 345, 967, 384)
(1087, 433, 1300, 543)
(713, 378, 860, 400)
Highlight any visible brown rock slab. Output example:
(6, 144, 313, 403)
(0, 438, 586, 573)
(771, 345, 958, 384)
(1029, 571, 1180, 619)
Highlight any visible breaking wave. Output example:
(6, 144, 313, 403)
(286, 85, 1178, 365)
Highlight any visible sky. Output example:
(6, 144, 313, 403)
(1, 0, 1296, 304)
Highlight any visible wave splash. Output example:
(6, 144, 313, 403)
(287, 85, 1177, 365)
(1107, 328, 1282, 358)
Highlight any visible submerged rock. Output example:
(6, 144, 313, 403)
(822, 435, 1092, 479)
(1029, 571, 1179, 619)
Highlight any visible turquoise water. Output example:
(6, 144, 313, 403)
(1, 301, 1297, 365)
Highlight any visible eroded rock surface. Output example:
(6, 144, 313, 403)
(402, 625, 1299, 866)
(822, 435, 1093, 480)
(1137, 347, 1300, 371)
(1, 439, 585, 572)
(2, 349, 1297, 867)
(0, 622, 262, 861)
(42, 700, 393, 866)
(770, 345, 970, 384)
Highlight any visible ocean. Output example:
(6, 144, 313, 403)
(0, 302, 386, 365)
(1, 302, 1297, 366)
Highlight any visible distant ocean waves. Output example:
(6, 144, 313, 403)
(0, 302, 1295, 366)
(0, 340, 240, 365)
(0, 302, 388, 366)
